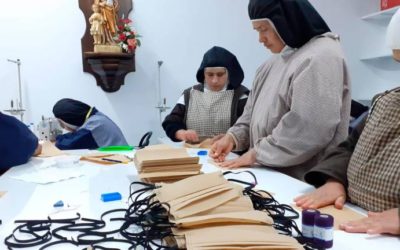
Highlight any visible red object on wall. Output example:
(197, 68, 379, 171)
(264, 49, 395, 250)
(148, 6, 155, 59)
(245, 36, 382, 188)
(381, 0, 400, 10)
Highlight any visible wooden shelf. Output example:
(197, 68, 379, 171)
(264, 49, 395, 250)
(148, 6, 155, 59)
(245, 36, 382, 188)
(79, 0, 134, 92)
(361, 6, 400, 21)
(84, 52, 135, 92)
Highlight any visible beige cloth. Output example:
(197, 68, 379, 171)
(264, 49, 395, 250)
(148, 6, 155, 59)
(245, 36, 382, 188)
(37, 141, 65, 158)
(229, 33, 351, 180)
(184, 225, 302, 250)
(293, 204, 366, 230)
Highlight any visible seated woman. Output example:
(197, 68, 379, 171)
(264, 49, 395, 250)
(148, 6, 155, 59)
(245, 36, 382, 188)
(162, 46, 249, 143)
(295, 9, 400, 236)
(0, 112, 42, 175)
(53, 98, 128, 150)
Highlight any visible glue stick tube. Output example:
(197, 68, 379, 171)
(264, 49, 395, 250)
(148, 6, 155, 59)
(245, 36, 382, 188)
(302, 209, 320, 242)
(314, 213, 334, 249)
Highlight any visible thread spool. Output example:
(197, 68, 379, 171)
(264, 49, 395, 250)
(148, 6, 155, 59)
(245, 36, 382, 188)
(302, 209, 320, 242)
(314, 213, 334, 249)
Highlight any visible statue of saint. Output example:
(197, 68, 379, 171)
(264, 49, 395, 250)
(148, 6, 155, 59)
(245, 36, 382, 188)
(98, 0, 119, 44)
(89, 4, 105, 45)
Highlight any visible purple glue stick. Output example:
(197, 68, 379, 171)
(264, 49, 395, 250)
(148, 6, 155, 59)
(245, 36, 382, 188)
(314, 213, 334, 249)
(302, 209, 320, 242)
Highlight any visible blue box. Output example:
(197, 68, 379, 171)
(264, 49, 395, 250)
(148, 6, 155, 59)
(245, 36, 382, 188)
(101, 192, 122, 202)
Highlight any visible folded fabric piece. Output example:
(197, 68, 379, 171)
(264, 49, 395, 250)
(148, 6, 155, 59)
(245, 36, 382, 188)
(194, 196, 254, 216)
(139, 171, 201, 183)
(135, 148, 199, 167)
(184, 225, 302, 250)
(173, 210, 273, 228)
(124, 171, 303, 249)
(80, 153, 131, 165)
(184, 138, 213, 149)
(134, 147, 201, 183)
(154, 173, 243, 219)
(155, 172, 226, 202)
(139, 164, 201, 173)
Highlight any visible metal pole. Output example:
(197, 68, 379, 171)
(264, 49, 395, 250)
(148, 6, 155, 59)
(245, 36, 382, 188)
(6, 59, 24, 122)
(16, 59, 23, 122)
(157, 61, 163, 124)
(157, 60, 163, 106)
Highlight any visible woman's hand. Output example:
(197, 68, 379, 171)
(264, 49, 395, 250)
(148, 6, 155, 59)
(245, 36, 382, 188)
(294, 179, 346, 209)
(211, 134, 225, 143)
(33, 143, 42, 156)
(175, 129, 199, 142)
(339, 208, 400, 235)
(209, 134, 235, 162)
(217, 149, 256, 169)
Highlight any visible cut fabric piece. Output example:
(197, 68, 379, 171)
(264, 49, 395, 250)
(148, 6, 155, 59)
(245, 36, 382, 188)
(173, 210, 273, 228)
(134, 147, 201, 183)
(184, 225, 302, 250)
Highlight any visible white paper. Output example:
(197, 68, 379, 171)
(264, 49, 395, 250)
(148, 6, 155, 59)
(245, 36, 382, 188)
(8, 155, 84, 184)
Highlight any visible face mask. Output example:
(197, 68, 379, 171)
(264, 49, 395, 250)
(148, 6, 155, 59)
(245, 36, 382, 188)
(184, 225, 302, 249)
(134, 147, 202, 183)
(155, 172, 227, 203)
(155, 172, 258, 220)
(126, 171, 303, 249)
(169, 183, 243, 219)
(173, 210, 273, 229)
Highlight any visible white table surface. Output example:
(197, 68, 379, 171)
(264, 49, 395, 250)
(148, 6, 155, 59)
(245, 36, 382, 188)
(0, 148, 398, 249)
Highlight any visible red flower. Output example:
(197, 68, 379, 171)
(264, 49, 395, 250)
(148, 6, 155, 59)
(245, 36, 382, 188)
(120, 18, 132, 24)
(118, 25, 124, 31)
(127, 38, 137, 47)
(119, 33, 126, 41)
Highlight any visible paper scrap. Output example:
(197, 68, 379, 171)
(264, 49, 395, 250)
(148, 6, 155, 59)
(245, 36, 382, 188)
(293, 204, 366, 229)
(37, 141, 65, 157)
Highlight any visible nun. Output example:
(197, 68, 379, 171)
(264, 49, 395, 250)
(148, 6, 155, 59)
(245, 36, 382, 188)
(53, 98, 128, 149)
(162, 46, 249, 143)
(210, 0, 351, 180)
(295, 8, 400, 236)
(0, 112, 41, 174)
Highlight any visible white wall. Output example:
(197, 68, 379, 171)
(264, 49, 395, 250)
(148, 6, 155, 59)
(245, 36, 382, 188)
(0, 0, 398, 144)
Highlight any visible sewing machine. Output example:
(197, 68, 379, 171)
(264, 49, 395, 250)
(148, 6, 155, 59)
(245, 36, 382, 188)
(36, 116, 63, 141)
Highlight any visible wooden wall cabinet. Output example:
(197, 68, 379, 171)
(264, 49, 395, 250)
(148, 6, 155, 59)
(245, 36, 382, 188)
(79, 0, 135, 92)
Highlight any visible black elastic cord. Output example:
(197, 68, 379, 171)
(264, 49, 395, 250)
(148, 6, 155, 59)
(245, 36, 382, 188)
(223, 170, 258, 187)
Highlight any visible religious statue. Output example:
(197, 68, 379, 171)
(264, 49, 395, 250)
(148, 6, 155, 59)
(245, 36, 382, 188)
(89, 4, 104, 45)
(99, 0, 119, 44)
(90, 0, 121, 52)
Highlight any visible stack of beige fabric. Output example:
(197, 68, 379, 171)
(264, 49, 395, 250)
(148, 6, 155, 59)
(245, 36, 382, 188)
(134, 147, 201, 183)
(154, 172, 302, 249)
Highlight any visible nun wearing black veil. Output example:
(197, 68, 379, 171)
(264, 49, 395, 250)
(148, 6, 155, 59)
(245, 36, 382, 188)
(211, 0, 351, 180)
(53, 98, 128, 150)
(162, 46, 250, 143)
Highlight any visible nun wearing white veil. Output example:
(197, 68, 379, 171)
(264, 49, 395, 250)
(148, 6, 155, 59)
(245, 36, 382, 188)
(295, 9, 400, 236)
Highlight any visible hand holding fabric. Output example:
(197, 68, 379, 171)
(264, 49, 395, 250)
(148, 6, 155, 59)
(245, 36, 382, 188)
(294, 179, 346, 209)
(209, 134, 235, 162)
(175, 129, 199, 143)
(211, 134, 225, 144)
(339, 208, 400, 235)
(217, 149, 256, 169)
